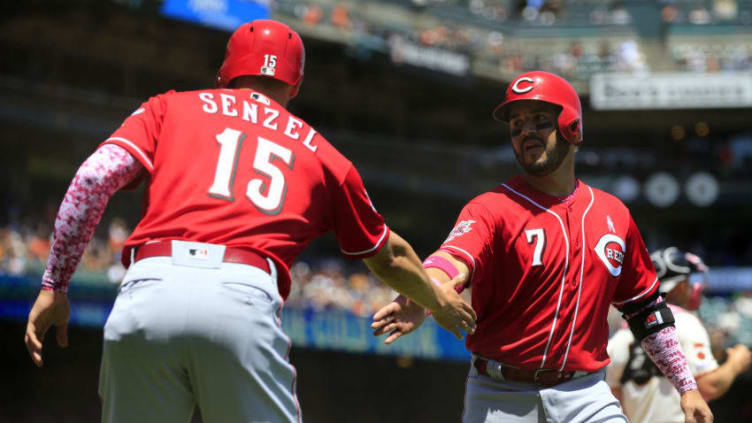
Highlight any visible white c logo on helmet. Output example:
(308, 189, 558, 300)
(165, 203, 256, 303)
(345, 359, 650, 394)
(512, 77, 535, 94)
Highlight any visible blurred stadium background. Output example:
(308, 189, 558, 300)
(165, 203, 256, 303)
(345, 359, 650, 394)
(1, 0, 751, 421)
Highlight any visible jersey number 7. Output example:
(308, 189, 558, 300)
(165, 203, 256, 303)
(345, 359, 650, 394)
(208, 127, 294, 215)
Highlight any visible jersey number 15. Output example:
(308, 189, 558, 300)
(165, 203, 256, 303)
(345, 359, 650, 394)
(208, 127, 294, 215)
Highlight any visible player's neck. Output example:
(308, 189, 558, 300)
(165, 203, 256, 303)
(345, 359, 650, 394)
(522, 154, 576, 197)
(232, 77, 293, 107)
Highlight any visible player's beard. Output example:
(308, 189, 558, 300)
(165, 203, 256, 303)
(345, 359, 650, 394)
(515, 132, 570, 177)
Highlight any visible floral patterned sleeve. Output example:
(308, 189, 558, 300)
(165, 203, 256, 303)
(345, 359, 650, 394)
(641, 325, 698, 394)
(41, 144, 143, 292)
(625, 296, 699, 394)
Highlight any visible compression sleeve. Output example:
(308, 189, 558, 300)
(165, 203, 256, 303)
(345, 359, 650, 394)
(641, 325, 698, 394)
(41, 144, 143, 292)
(620, 295, 698, 394)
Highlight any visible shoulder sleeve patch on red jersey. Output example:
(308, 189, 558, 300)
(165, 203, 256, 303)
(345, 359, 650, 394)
(101, 92, 171, 173)
(439, 201, 496, 285)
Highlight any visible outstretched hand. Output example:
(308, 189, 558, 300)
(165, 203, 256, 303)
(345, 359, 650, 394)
(25, 289, 70, 367)
(372, 274, 476, 344)
(430, 275, 476, 341)
(680, 390, 713, 423)
(372, 295, 426, 344)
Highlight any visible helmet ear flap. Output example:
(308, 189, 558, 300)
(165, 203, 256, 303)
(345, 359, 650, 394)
(289, 79, 302, 99)
(557, 107, 583, 145)
(568, 119, 583, 144)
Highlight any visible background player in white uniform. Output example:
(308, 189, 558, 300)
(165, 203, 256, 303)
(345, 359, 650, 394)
(607, 247, 751, 423)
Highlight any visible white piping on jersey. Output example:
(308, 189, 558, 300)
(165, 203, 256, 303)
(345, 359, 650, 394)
(501, 183, 569, 369)
(105, 137, 154, 172)
(611, 277, 659, 307)
(559, 186, 594, 371)
(441, 245, 476, 283)
(340, 225, 389, 256)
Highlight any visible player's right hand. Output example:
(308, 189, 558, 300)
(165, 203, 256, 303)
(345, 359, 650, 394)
(372, 295, 427, 344)
(726, 344, 752, 373)
(25, 289, 70, 367)
(680, 389, 713, 423)
(428, 274, 476, 341)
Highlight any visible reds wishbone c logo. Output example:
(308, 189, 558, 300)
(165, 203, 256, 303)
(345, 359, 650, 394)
(595, 233, 626, 277)
(512, 77, 535, 94)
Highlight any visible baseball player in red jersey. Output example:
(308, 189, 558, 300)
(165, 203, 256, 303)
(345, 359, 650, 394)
(373, 71, 713, 423)
(23, 20, 476, 423)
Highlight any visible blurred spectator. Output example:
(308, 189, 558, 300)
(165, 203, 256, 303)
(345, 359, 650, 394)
(538, 0, 562, 25)
(0, 226, 26, 275)
(469, 0, 508, 21)
(597, 40, 615, 65)
(689, 5, 712, 24)
(706, 54, 721, 72)
(713, 0, 738, 20)
(662, 3, 679, 24)
(81, 238, 108, 272)
(609, 1, 631, 25)
(27, 223, 50, 265)
(331, 2, 351, 29)
(108, 218, 128, 257)
(419, 25, 448, 46)
(303, 4, 323, 26)
(613, 40, 648, 73)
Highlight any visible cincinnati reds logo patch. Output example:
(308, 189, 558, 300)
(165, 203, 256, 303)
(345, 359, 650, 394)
(594, 234, 626, 277)
(512, 77, 535, 94)
(445, 220, 475, 242)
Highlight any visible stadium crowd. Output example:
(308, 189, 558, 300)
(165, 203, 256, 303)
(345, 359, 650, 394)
(277, 0, 751, 80)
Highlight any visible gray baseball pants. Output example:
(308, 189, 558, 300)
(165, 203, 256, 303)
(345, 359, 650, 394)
(99, 248, 300, 423)
(463, 357, 628, 423)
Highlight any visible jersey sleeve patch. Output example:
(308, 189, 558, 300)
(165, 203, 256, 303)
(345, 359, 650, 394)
(439, 201, 496, 286)
(445, 220, 476, 242)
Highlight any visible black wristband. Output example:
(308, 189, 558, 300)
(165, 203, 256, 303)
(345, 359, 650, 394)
(627, 301, 675, 340)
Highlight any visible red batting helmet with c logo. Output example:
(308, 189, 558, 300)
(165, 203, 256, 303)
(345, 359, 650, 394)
(217, 19, 305, 97)
(493, 71, 583, 145)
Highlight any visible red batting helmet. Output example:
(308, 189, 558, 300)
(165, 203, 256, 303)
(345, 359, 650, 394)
(217, 20, 305, 96)
(493, 71, 583, 145)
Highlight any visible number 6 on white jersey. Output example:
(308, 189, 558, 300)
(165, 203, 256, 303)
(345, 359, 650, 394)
(525, 228, 545, 267)
(208, 128, 294, 215)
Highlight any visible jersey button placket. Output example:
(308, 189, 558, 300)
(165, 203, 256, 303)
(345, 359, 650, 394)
(565, 206, 580, 287)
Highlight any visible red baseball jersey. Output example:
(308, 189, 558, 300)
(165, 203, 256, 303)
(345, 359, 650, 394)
(440, 174, 658, 372)
(103, 89, 389, 299)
